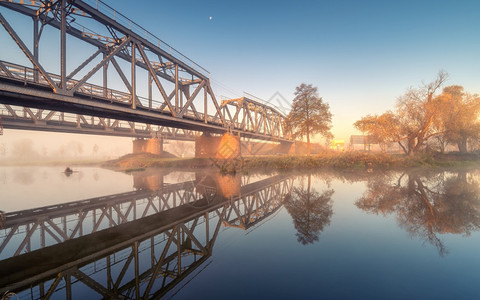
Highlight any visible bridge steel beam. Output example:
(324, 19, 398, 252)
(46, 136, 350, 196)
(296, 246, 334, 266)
(0, 0, 226, 123)
(0, 103, 201, 140)
(221, 96, 290, 140)
(0, 0, 293, 143)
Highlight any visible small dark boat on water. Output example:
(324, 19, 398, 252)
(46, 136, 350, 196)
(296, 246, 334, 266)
(64, 167, 73, 176)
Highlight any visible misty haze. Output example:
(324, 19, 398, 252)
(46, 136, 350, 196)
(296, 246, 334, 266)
(1, 0, 480, 299)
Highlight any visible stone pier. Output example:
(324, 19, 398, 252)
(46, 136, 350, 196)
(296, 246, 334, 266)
(195, 133, 241, 159)
(132, 137, 163, 155)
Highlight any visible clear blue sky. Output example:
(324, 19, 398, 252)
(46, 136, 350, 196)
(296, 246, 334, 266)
(109, 0, 480, 139)
(1, 0, 480, 150)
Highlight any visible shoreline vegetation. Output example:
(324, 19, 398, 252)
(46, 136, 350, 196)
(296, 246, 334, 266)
(2, 152, 479, 174)
(102, 151, 480, 174)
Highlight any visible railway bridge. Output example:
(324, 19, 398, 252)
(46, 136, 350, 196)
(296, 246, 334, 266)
(0, 0, 294, 158)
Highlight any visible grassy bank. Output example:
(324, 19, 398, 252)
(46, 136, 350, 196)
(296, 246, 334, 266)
(242, 152, 480, 170)
(104, 152, 480, 174)
(102, 153, 214, 171)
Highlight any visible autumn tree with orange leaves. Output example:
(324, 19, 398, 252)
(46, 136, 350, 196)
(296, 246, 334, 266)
(354, 71, 480, 154)
(434, 86, 480, 153)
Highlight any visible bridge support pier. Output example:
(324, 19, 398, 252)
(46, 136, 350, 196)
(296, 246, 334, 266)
(133, 137, 163, 155)
(276, 141, 296, 155)
(195, 133, 240, 159)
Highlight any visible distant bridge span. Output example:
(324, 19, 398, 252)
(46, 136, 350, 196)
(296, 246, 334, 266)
(0, 0, 293, 149)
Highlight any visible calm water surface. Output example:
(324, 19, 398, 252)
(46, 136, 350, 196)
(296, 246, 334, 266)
(1, 166, 480, 299)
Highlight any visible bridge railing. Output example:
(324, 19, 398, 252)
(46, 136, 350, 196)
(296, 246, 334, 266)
(0, 60, 225, 126)
(0, 60, 129, 103)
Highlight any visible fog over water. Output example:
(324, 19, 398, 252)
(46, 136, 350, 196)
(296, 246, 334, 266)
(0, 129, 195, 161)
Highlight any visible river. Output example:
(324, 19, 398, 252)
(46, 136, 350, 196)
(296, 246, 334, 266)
(1, 166, 480, 299)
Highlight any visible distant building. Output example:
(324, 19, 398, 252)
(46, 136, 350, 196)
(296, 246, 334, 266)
(350, 135, 379, 151)
(350, 135, 405, 153)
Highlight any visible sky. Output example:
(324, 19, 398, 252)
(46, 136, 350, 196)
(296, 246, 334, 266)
(122, 0, 480, 134)
(1, 0, 480, 155)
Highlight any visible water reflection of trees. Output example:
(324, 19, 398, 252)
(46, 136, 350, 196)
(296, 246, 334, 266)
(356, 170, 480, 256)
(284, 174, 334, 245)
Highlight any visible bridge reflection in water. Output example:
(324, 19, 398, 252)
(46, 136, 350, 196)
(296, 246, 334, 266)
(0, 172, 293, 299)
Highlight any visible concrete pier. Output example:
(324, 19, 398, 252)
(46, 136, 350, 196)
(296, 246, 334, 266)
(133, 137, 163, 155)
(195, 133, 240, 159)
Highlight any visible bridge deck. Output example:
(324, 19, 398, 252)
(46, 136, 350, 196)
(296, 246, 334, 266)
(0, 61, 291, 142)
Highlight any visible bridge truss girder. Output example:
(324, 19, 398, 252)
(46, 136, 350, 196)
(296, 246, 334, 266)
(0, 103, 201, 140)
(0, 0, 293, 142)
(222, 96, 291, 140)
(0, 0, 225, 122)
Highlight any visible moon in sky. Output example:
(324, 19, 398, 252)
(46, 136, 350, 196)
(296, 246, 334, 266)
(209, 16, 213, 20)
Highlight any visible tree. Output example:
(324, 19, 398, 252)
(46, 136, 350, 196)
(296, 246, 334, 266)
(0, 143, 6, 157)
(67, 141, 83, 157)
(395, 71, 448, 155)
(354, 71, 448, 155)
(170, 141, 191, 157)
(59, 145, 66, 157)
(93, 144, 99, 156)
(435, 85, 480, 153)
(286, 84, 333, 156)
(12, 138, 39, 159)
(354, 112, 402, 152)
(283, 174, 334, 245)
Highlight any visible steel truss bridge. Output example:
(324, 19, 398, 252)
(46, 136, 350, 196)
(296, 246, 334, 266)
(0, 173, 293, 299)
(0, 0, 292, 143)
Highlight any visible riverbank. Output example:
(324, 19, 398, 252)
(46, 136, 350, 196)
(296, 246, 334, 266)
(103, 151, 480, 173)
